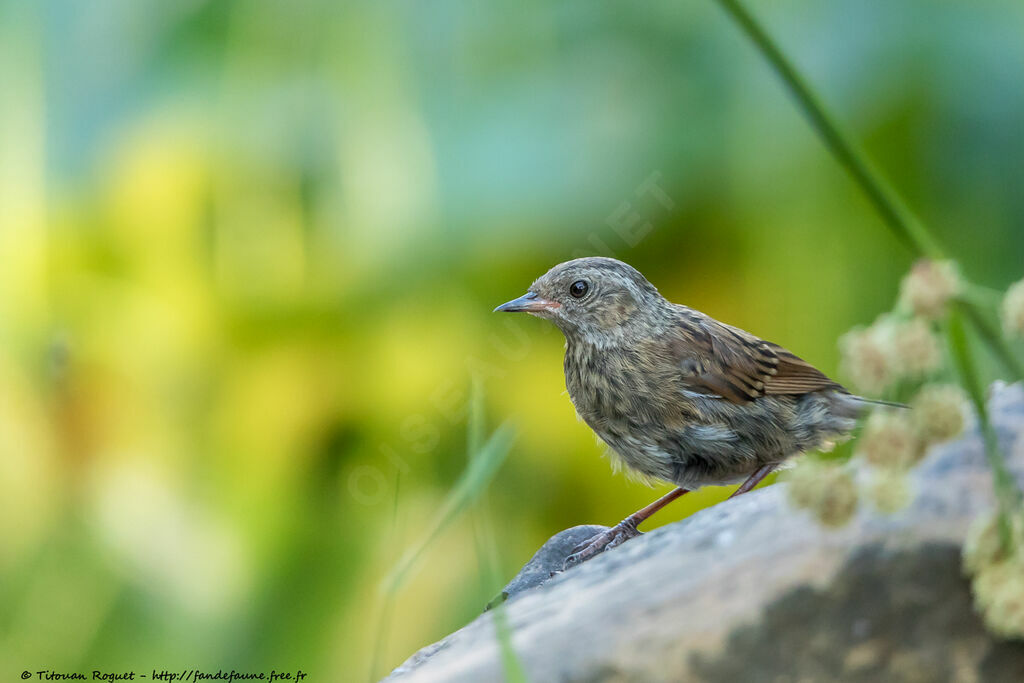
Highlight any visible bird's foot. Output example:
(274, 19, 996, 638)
(561, 519, 641, 571)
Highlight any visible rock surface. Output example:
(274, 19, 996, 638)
(497, 524, 610, 603)
(386, 383, 1024, 682)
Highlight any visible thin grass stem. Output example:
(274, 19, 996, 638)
(368, 472, 404, 682)
(948, 309, 1021, 550)
(491, 603, 530, 683)
(382, 423, 516, 595)
(713, 0, 944, 259)
(714, 0, 1024, 529)
(957, 299, 1024, 382)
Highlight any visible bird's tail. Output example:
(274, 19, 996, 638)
(826, 391, 909, 421)
(852, 396, 910, 409)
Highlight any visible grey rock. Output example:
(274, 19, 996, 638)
(496, 525, 610, 605)
(385, 383, 1024, 682)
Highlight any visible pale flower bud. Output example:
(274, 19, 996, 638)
(1002, 278, 1024, 339)
(964, 509, 1024, 639)
(971, 557, 1024, 639)
(866, 469, 912, 514)
(840, 316, 941, 395)
(899, 259, 961, 319)
(889, 318, 942, 378)
(963, 510, 1015, 575)
(911, 384, 967, 444)
(840, 326, 893, 395)
(857, 411, 923, 469)
(786, 458, 858, 528)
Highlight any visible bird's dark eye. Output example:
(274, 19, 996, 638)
(569, 280, 589, 298)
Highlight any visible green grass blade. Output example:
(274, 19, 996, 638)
(957, 299, 1024, 382)
(469, 376, 486, 460)
(712, 0, 944, 260)
(491, 602, 529, 683)
(712, 0, 1024, 536)
(368, 472, 404, 682)
(382, 423, 517, 595)
(948, 308, 1022, 550)
(465, 380, 528, 680)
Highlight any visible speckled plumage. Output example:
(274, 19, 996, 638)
(498, 257, 871, 490)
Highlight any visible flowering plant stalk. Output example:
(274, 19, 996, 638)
(713, 0, 1024, 638)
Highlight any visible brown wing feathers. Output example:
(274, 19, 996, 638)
(674, 312, 840, 404)
(762, 342, 839, 396)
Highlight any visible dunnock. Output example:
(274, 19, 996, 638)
(496, 257, 900, 568)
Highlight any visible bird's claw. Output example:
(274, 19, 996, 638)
(561, 520, 641, 571)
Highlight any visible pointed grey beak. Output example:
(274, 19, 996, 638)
(493, 291, 560, 313)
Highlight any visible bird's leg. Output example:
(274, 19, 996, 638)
(728, 464, 776, 498)
(560, 466, 775, 571)
(562, 487, 690, 570)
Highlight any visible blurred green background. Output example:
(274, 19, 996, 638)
(2, 0, 1023, 679)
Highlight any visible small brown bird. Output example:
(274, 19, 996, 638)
(495, 257, 898, 568)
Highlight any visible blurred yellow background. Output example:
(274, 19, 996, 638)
(2, 0, 1023, 680)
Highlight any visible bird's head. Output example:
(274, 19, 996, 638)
(494, 257, 666, 342)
